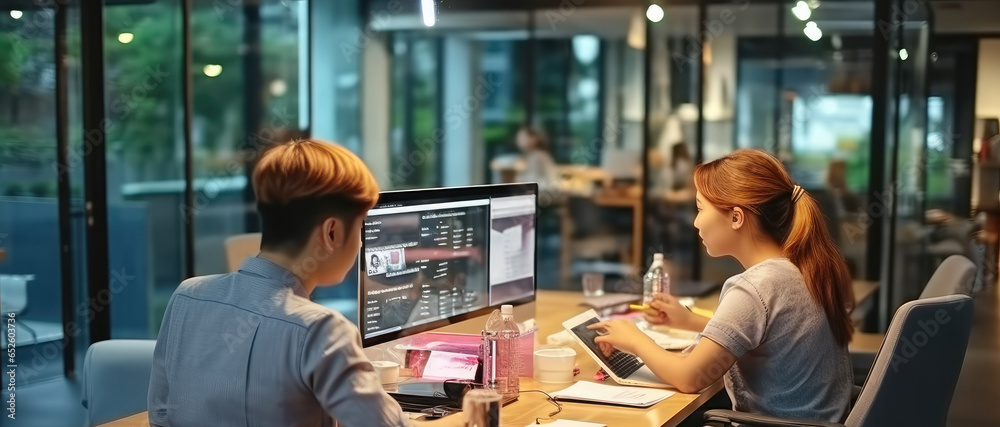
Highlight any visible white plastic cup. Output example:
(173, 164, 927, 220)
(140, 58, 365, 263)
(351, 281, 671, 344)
(533, 346, 576, 383)
(371, 360, 400, 384)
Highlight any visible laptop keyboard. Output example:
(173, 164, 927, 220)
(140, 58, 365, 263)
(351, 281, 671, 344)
(607, 349, 644, 378)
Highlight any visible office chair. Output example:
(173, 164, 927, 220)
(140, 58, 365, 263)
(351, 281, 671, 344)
(919, 254, 976, 299)
(0, 274, 37, 343)
(703, 294, 973, 427)
(851, 254, 976, 385)
(224, 233, 262, 272)
(81, 339, 157, 426)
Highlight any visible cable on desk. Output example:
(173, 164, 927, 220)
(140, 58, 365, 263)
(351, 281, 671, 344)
(518, 389, 563, 424)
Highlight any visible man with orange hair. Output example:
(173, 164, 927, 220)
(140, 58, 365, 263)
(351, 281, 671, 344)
(148, 139, 461, 426)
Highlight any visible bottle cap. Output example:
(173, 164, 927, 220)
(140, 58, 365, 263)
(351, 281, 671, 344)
(501, 304, 513, 315)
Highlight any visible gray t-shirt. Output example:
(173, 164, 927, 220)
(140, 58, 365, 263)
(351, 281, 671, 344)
(701, 258, 852, 423)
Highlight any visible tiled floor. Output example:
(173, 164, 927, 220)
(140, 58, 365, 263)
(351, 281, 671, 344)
(12, 378, 85, 426)
(948, 281, 1000, 427)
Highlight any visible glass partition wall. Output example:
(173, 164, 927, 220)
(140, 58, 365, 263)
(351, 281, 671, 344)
(372, 0, 940, 331)
(880, 1, 932, 327)
(0, 0, 311, 386)
(376, 6, 650, 292)
(643, 3, 705, 293)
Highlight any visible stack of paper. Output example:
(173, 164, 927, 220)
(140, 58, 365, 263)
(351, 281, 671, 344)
(550, 381, 675, 408)
(523, 420, 606, 427)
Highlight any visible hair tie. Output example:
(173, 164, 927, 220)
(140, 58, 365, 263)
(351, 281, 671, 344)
(791, 185, 805, 204)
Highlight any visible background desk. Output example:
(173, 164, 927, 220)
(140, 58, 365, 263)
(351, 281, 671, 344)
(100, 290, 723, 427)
(557, 188, 644, 280)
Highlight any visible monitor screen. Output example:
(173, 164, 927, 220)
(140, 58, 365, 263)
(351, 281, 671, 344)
(358, 183, 537, 347)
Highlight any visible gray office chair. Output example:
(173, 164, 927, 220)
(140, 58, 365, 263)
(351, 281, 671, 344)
(703, 294, 973, 427)
(851, 254, 976, 385)
(82, 339, 157, 426)
(919, 254, 976, 299)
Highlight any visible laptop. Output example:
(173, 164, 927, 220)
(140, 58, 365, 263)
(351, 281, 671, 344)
(562, 309, 673, 388)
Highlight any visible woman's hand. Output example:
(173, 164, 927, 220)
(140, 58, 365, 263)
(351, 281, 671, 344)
(643, 294, 693, 329)
(586, 319, 653, 355)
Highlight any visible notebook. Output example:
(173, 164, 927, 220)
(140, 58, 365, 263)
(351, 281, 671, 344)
(550, 381, 675, 408)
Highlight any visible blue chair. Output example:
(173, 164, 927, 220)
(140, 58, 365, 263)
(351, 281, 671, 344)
(81, 339, 157, 426)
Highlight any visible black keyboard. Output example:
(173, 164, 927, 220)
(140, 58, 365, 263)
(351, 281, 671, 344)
(607, 349, 644, 378)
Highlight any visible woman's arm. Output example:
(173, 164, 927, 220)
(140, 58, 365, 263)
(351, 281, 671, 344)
(682, 312, 711, 332)
(589, 320, 736, 394)
(633, 335, 735, 393)
(644, 296, 712, 333)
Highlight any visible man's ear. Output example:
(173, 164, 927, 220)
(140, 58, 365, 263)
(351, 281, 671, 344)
(731, 207, 746, 230)
(320, 217, 339, 251)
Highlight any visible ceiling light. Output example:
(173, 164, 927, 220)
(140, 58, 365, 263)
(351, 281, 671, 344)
(118, 33, 134, 44)
(646, 4, 664, 23)
(269, 79, 287, 96)
(804, 22, 822, 41)
(421, 0, 435, 27)
(791, 1, 811, 21)
(899, 48, 909, 61)
(203, 64, 223, 77)
(10, 10, 23, 19)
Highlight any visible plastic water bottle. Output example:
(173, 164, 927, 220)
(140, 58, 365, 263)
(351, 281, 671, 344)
(481, 304, 520, 399)
(643, 253, 671, 305)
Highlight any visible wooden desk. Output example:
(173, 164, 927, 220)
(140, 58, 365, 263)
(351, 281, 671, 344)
(96, 388, 721, 427)
(98, 413, 147, 427)
(100, 290, 722, 427)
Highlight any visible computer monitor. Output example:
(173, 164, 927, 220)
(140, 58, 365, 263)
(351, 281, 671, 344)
(601, 146, 641, 180)
(358, 183, 537, 347)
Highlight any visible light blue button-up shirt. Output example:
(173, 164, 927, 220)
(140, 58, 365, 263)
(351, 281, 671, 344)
(148, 256, 410, 427)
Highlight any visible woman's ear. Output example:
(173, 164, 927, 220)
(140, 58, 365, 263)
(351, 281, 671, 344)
(731, 207, 746, 230)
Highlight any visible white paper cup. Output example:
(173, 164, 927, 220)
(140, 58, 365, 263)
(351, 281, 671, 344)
(372, 360, 400, 384)
(533, 347, 576, 383)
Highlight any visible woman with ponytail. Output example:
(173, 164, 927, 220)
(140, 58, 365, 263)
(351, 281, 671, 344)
(589, 149, 854, 423)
